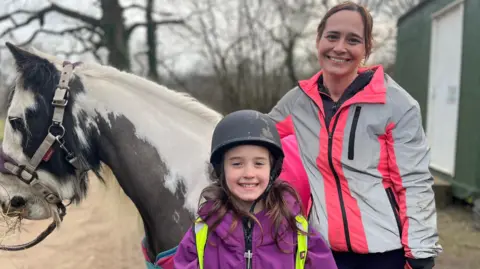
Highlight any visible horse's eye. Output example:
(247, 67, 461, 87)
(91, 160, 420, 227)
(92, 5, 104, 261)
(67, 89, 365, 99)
(8, 116, 23, 129)
(8, 116, 21, 121)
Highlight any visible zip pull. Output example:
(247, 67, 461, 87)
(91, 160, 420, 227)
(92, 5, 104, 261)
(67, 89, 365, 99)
(244, 250, 253, 269)
(332, 102, 338, 113)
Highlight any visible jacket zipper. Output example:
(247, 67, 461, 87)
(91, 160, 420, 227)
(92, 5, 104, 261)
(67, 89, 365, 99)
(326, 110, 353, 252)
(243, 217, 253, 269)
(307, 193, 314, 220)
(297, 82, 354, 252)
(385, 187, 402, 237)
(348, 106, 362, 160)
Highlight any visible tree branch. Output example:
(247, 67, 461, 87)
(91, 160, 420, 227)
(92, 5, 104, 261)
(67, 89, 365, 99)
(56, 46, 98, 60)
(157, 59, 190, 93)
(123, 3, 145, 10)
(126, 18, 185, 37)
(133, 50, 148, 77)
(0, 3, 101, 41)
(49, 3, 100, 26)
(55, 34, 104, 63)
(15, 26, 99, 47)
(123, 3, 175, 17)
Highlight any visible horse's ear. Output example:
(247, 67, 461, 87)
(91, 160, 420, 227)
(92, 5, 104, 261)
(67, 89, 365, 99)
(5, 42, 43, 70)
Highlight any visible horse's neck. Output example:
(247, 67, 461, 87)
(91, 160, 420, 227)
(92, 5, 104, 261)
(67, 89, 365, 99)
(76, 80, 216, 210)
(76, 87, 215, 258)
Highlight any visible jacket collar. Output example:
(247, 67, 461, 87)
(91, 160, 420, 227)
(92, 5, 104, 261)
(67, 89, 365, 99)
(298, 65, 387, 114)
(198, 193, 301, 246)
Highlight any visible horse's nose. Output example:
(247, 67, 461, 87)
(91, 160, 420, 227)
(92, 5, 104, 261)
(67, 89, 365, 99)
(10, 196, 26, 208)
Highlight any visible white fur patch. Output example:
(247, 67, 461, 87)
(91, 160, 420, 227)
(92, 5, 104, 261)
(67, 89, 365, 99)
(8, 85, 37, 120)
(173, 210, 180, 224)
(3, 87, 36, 164)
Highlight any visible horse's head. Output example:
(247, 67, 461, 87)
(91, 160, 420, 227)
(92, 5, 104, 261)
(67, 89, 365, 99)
(0, 43, 100, 221)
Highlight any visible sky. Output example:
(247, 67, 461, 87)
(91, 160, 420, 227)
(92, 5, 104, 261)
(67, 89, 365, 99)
(0, 0, 400, 81)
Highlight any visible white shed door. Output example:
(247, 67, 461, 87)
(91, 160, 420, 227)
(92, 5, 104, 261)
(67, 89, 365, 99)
(426, 1, 464, 176)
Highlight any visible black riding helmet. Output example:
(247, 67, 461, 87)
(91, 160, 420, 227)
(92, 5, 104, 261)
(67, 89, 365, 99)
(209, 109, 284, 186)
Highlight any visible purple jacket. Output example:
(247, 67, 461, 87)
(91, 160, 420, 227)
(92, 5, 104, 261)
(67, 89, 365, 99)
(173, 195, 338, 269)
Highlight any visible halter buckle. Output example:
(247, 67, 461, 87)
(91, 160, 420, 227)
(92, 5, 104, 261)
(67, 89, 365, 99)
(30, 180, 62, 205)
(45, 193, 61, 204)
(16, 165, 38, 184)
(52, 98, 68, 107)
(52, 87, 70, 107)
(48, 122, 65, 138)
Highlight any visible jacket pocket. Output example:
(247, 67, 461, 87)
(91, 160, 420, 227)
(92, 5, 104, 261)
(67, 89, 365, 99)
(385, 187, 402, 237)
(347, 106, 362, 160)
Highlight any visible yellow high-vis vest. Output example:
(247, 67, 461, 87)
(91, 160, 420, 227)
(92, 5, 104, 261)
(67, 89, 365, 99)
(194, 215, 309, 269)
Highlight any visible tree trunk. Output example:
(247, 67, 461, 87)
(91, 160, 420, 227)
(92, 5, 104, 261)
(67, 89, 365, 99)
(145, 0, 161, 82)
(100, 0, 131, 71)
(285, 39, 297, 87)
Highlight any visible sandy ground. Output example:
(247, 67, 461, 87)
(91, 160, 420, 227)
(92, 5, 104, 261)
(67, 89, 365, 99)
(0, 172, 146, 269)
(0, 171, 478, 269)
(435, 201, 480, 269)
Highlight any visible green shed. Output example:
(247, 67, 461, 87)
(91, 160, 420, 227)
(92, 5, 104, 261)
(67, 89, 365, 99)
(395, 0, 480, 201)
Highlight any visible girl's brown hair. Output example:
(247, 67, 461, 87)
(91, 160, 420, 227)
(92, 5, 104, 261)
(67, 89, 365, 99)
(317, 1, 374, 59)
(197, 161, 307, 252)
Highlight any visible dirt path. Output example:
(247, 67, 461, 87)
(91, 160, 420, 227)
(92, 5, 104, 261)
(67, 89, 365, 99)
(435, 202, 480, 269)
(0, 173, 146, 269)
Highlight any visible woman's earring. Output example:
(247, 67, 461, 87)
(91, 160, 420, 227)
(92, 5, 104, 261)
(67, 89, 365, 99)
(360, 58, 366, 67)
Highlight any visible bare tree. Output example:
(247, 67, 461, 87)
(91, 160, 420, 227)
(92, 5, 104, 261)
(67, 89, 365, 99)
(377, 0, 419, 18)
(0, 0, 185, 74)
(180, 0, 297, 113)
(253, 0, 319, 86)
(363, 0, 420, 68)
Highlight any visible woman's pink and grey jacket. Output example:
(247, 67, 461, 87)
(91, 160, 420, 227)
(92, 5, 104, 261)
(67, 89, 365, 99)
(268, 65, 442, 260)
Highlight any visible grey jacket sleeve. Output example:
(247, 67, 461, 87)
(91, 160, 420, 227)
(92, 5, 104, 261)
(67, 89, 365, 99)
(388, 102, 443, 259)
(268, 87, 301, 138)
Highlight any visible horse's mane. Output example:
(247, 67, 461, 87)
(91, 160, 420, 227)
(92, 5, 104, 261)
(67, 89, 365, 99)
(29, 48, 224, 124)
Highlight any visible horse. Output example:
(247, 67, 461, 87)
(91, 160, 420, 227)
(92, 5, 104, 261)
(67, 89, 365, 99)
(0, 42, 223, 266)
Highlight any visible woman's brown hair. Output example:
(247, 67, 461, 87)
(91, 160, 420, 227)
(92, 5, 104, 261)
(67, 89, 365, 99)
(197, 161, 307, 252)
(317, 1, 374, 59)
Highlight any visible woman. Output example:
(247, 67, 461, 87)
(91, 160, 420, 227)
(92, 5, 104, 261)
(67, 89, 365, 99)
(268, 2, 442, 269)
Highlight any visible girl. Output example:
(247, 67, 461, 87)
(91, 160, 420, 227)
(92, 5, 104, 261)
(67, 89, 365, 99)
(268, 2, 442, 269)
(173, 109, 337, 269)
